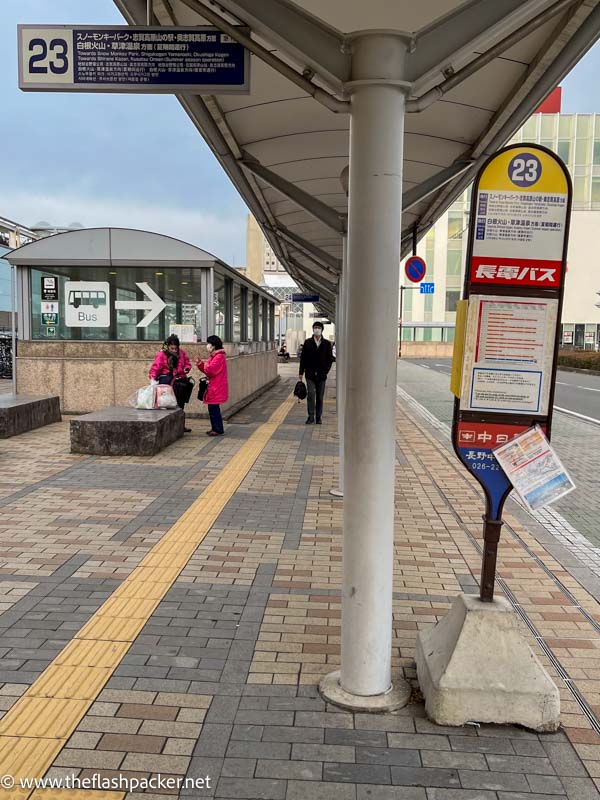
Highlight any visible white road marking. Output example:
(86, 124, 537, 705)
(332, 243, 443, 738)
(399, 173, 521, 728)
(556, 381, 570, 386)
(420, 363, 430, 369)
(554, 406, 600, 425)
(435, 364, 451, 369)
(577, 386, 600, 392)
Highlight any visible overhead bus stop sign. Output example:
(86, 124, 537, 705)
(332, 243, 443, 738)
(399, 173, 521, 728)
(18, 25, 250, 94)
(451, 143, 572, 602)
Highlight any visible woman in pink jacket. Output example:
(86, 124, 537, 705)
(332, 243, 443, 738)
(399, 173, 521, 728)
(197, 335, 229, 436)
(149, 335, 193, 431)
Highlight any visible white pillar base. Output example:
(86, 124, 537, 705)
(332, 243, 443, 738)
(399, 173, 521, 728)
(416, 593, 560, 732)
(319, 670, 410, 713)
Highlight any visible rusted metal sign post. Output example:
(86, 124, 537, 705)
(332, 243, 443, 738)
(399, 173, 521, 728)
(451, 144, 572, 601)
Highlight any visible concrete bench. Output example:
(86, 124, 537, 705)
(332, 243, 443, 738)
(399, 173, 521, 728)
(0, 394, 61, 438)
(70, 406, 184, 456)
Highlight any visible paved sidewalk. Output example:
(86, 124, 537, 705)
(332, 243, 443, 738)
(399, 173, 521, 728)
(0, 370, 599, 799)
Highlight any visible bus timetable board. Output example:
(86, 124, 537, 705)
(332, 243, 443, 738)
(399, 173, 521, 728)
(451, 144, 572, 601)
(18, 25, 250, 94)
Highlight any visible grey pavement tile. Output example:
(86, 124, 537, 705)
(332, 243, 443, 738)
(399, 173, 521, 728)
(485, 754, 555, 775)
(421, 751, 488, 771)
(497, 795, 566, 800)
(389, 733, 450, 751)
(286, 780, 356, 800)
(358, 788, 426, 800)
(231, 725, 264, 741)
(215, 777, 286, 799)
(221, 758, 257, 778)
(206, 696, 241, 724)
(356, 747, 420, 767)
(292, 744, 355, 763)
(459, 769, 529, 792)
(415, 719, 478, 737)
(227, 741, 291, 761)
(391, 766, 461, 789)
(255, 758, 322, 781)
(295, 712, 354, 730)
(326, 729, 388, 748)
(324, 762, 391, 785)
(354, 714, 415, 732)
(235, 710, 295, 727)
(563, 778, 600, 800)
(426, 791, 496, 800)
(527, 774, 569, 794)
(450, 736, 516, 755)
(541, 743, 589, 777)
(263, 726, 324, 745)
(193, 724, 233, 758)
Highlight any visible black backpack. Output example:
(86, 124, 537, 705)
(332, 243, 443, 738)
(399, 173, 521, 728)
(294, 380, 307, 400)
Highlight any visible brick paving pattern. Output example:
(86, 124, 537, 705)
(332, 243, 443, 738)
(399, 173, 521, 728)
(0, 366, 598, 799)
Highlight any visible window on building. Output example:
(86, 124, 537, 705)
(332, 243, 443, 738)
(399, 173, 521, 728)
(574, 173, 590, 204)
(447, 250, 462, 276)
(559, 115, 573, 138)
(232, 282, 241, 342)
(402, 286, 413, 321)
(248, 291, 255, 340)
(424, 294, 433, 315)
(214, 273, 226, 340)
(575, 137, 590, 165)
(592, 177, 600, 205)
(522, 116, 538, 139)
(240, 286, 248, 342)
(426, 229, 435, 268)
(448, 211, 463, 240)
(593, 140, 600, 166)
(257, 295, 264, 341)
(558, 140, 571, 163)
(577, 115, 592, 139)
(252, 293, 259, 341)
(541, 115, 556, 139)
(445, 290, 460, 313)
(30, 266, 203, 342)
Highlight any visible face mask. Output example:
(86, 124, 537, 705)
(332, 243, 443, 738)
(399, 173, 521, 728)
(313, 329, 322, 338)
(207, 344, 214, 353)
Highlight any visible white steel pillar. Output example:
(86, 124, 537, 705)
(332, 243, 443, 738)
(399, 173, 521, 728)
(321, 32, 411, 709)
(331, 236, 347, 498)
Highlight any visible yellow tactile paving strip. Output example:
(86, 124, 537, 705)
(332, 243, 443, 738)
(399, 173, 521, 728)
(0, 395, 295, 799)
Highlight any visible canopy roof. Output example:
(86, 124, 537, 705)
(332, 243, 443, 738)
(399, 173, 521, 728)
(113, 0, 600, 316)
(5, 227, 277, 301)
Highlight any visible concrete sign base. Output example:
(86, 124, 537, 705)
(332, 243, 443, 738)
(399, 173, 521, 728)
(416, 593, 560, 732)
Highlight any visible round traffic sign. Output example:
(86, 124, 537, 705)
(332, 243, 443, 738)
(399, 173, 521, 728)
(405, 256, 427, 283)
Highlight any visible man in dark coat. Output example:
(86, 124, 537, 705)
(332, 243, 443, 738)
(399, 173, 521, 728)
(298, 321, 334, 425)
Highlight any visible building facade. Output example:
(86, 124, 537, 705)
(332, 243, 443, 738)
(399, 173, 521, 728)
(401, 102, 600, 350)
(245, 214, 332, 347)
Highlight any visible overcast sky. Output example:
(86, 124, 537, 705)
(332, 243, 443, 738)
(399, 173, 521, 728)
(3, 1, 599, 268)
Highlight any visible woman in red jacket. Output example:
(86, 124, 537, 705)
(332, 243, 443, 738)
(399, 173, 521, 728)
(149, 334, 192, 431)
(197, 335, 229, 436)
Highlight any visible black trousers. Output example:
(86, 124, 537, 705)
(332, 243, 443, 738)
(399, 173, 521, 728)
(306, 379, 326, 421)
(208, 404, 224, 434)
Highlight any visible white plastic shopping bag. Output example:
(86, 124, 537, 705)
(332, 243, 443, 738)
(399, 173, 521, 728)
(129, 384, 156, 410)
(155, 385, 178, 409)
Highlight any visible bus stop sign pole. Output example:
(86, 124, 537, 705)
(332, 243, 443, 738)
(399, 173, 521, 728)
(450, 143, 572, 602)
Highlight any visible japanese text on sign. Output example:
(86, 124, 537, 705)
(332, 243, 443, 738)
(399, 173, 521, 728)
(18, 25, 250, 94)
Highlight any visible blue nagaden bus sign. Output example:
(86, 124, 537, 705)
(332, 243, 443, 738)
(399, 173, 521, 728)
(18, 25, 250, 94)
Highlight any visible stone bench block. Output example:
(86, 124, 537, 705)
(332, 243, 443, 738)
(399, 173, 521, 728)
(0, 394, 62, 438)
(70, 406, 184, 456)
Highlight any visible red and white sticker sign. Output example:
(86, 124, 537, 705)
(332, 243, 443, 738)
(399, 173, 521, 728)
(470, 258, 560, 288)
(457, 421, 546, 450)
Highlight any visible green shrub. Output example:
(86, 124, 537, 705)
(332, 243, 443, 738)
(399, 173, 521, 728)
(558, 349, 600, 370)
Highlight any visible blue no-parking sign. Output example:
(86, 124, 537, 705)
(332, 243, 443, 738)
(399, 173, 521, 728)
(405, 256, 426, 283)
